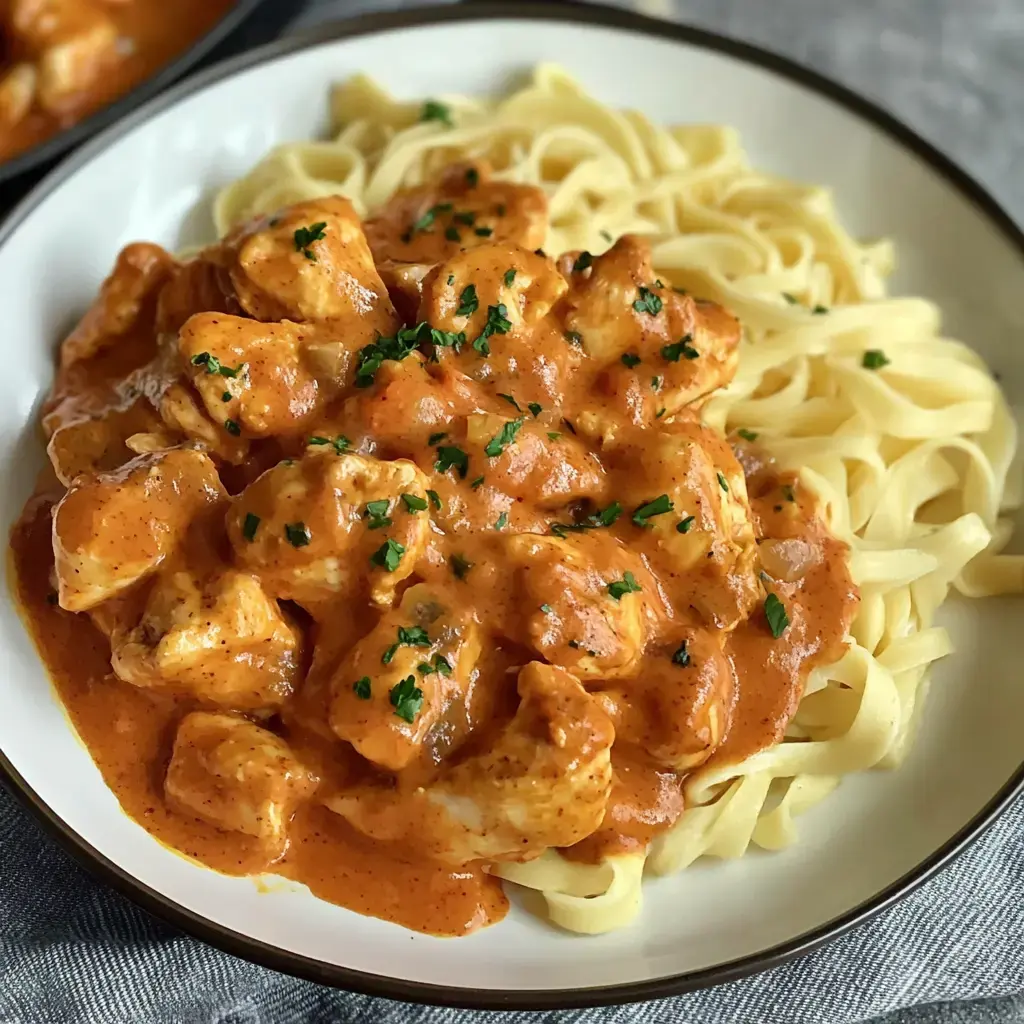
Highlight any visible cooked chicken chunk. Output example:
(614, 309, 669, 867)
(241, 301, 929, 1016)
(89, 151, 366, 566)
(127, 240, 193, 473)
(223, 196, 399, 339)
(227, 448, 430, 610)
(505, 532, 658, 680)
(365, 161, 548, 313)
(594, 628, 734, 771)
(11, 0, 118, 114)
(59, 243, 176, 369)
(155, 254, 241, 335)
(465, 412, 607, 509)
(328, 583, 482, 772)
(607, 418, 759, 630)
(52, 447, 226, 612)
(561, 237, 740, 432)
(178, 313, 325, 439)
(112, 566, 303, 710)
(326, 662, 614, 865)
(0, 63, 36, 129)
(166, 711, 318, 860)
(417, 244, 575, 406)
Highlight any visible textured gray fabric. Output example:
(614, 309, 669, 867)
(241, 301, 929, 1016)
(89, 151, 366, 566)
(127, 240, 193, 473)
(4, 1, 1024, 1022)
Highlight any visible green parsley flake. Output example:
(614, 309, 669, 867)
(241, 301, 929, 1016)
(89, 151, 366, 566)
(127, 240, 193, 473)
(456, 284, 479, 317)
(671, 642, 691, 667)
(621, 353, 641, 369)
(718, 473, 729, 492)
(364, 499, 392, 530)
(353, 676, 371, 700)
(242, 513, 260, 542)
(470, 476, 484, 489)
(632, 494, 674, 527)
(633, 286, 663, 316)
(862, 349, 890, 370)
(564, 331, 583, 346)
(401, 493, 428, 513)
(284, 522, 310, 547)
(445, 226, 461, 242)
(484, 418, 524, 458)
(435, 445, 469, 478)
(607, 571, 642, 601)
(661, 335, 700, 361)
(764, 592, 790, 638)
(540, 604, 553, 614)
(450, 553, 473, 579)
(465, 167, 479, 187)
(737, 428, 759, 442)
(224, 419, 241, 436)
(497, 393, 521, 411)
(473, 303, 512, 356)
(474, 226, 493, 238)
(573, 251, 593, 272)
(495, 511, 509, 530)
(293, 221, 327, 261)
(527, 402, 542, 417)
(371, 538, 405, 572)
(390, 675, 424, 723)
(428, 431, 448, 445)
(190, 352, 241, 378)
(547, 432, 561, 441)
(426, 489, 442, 510)
(420, 100, 452, 126)
(676, 515, 695, 534)
(503, 268, 516, 286)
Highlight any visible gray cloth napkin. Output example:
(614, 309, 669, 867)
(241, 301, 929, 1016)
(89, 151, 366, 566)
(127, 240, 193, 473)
(4, 1, 1024, 1022)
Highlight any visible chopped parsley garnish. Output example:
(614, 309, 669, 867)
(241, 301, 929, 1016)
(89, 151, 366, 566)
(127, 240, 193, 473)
(473, 303, 512, 355)
(495, 511, 509, 530)
(497, 393, 521, 411)
(632, 286, 663, 316)
(435, 445, 469, 478)
(293, 221, 327, 261)
(474, 226, 493, 237)
(764, 593, 790, 638)
(401, 493, 428, 512)
(540, 604, 553, 614)
(426, 489, 442, 510)
(671, 642, 691, 667)
(562, 418, 577, 435)
(453, 210, 476, 226)
(371, 538, 405, 572)
(445, 226, 461, 242)
(550, 501, 622, 538)
(632, 494, 674, 527)
(419, 654, 452, 676)
(812, 305, 829, 315)
(309, 436, 329, 445)
(428, 431, 448, 445)
(390, 676, 424, 723)
(503, 268, 516, 286)
(420, 100, 452, 126)
(447, 274, 455, 285)
(547, 431, 561, 441)
(465, 167, 479, 187)
(782, 293, 798, 305)
(621, 352, 641, 369)
(573, 251, 593, 272)
(656, 408, 666, 419)
(737, 428, 759, 441)
(242, 513, 260, 541)
(221, 391, 232, 402)
(407, 202, 453, 238)
(607, 571, 642, 601)
(456, 284, 479, 317)
(398, 625, 430, 648)
(190, 352, 241, 378)
(484, 417, 524, 457)
(224, 419, 241, 436)
(564, 330, 583, 346)
(364, 499, 392, 530)
(470, 476, 484, 489)
(661, 335, 699, 361)
(353, 677, 372, 700)
(718, 472, 729, 492)
(527, 402, 542, 417)
(600, 229, 613, 242)
(651, 376, 662, 390)
(676, 515, 695, 534)
(354, 323, 425, 387)
(284, 522, 311, 547)
(594, 501, 623, 527)
(450, 553, 473, 579)
(862, 349, 890, 370)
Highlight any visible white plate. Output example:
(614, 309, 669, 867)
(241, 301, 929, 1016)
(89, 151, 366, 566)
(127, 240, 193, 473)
(2, 2, 1023, 1009)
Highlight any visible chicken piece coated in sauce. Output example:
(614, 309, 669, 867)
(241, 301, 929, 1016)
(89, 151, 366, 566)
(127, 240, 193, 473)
(111, 566, 303, 711)
(560, 237, 740, 434)
(52, 447, 225, 612)
(155, 255, 241, 336)
(222, 196, 399, 338)
(328, 583, 482, 772)
(9, 0, 118, 115)
(326, 662, 613, 865)
(505, 532, 658, 680)
(366, 161, 548, 315)
(609, 418, 759, 631)
(593, 627, 735, 771)
(165, 711, 318, 861)
(418, 244, 577, 408)
(178, 313, 327, 439)
(58, 243, 176, 370)
(227, 448, 430, 611)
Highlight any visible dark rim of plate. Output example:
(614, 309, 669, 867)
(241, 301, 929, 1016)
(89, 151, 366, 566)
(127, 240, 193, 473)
(0, 0, 272, 187)
(2, 0, 1024, 1011)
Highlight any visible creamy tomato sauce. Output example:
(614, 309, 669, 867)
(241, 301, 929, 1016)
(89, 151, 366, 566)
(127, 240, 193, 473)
(8, 159, 857, 935)
(1, 0, 236, 164)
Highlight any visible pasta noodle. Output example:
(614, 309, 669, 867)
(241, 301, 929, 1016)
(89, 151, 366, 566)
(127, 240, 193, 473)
(213, 65, 1023, 934)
